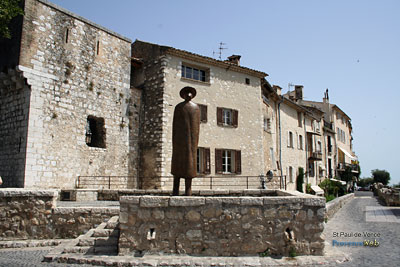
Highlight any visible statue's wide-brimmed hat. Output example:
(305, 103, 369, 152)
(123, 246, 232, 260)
(180, 86, 197, 99)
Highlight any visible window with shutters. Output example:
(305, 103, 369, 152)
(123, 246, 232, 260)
(217, 107, 238, 127)
(297, 112, 302, 127)
(298, 134, 303, 150)
(288, 131, 294, 148)
(289, 166, 293, 183)
(198, 104, 208, 123)
(197, 147, 210, 175)
(264, 117, 271, 132)
(215, 149, 241, 174)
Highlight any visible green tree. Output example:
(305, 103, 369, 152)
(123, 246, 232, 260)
(296, 167, 304, 192)
(371, 169, 390, 185)
(357, 177, 373, 188)
(0, 0, 24, 39)
(341, 166, 355, 183)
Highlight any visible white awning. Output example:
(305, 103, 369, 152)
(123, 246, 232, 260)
(338, 147, 356, 160)
(330, 178, 346, 185)
(311, 185, 324, 196)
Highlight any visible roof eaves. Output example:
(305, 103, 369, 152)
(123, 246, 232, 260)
(165, 47, 268, 78)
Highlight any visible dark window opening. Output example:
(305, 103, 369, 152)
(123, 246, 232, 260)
(65, 28, 69, 43)
(197, 147, 210, 175)
(86, 116, 106, 148)
(245, 78, 250, 85)
(198, 104, 208, 123)
(96, 40, 100, 55)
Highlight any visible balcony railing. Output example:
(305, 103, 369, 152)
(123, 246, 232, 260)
(76, 175, 287, 190)
(309, 151, 323, 161)
(337, 163, 359, 173)
(324, 121, 334, 131)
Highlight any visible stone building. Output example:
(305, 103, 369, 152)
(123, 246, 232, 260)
(0, 0, 134, 188)
(131, 40, 268, 190)
(298, 90, 359, 181)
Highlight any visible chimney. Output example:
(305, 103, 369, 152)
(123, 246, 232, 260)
(323, 88, 329, 103)
(273, 85, 282, 96)
(295, 85, 303, 100)
(227, 55, 241, 65)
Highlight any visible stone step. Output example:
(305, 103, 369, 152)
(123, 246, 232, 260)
(92, 228, 119, 238)
(94, 237, 119, 247)
(63, 246, 94, 254)
(105, 216, 119, 229)
(64, 245, 118, 255)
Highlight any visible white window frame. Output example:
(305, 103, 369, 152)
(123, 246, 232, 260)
(222, 150, 235, 173)
(223, 109, 232, 126)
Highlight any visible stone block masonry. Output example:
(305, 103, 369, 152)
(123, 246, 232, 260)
(0, 0, 136, 189)
(0, 189, 118, 241)
(119, 191, 326, 256)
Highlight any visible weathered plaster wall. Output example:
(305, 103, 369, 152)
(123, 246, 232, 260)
(119, 192, 326, 256)
(280, 103, 306, 191)
(11, 0, 132, 188)
(160, 55, 264, 189)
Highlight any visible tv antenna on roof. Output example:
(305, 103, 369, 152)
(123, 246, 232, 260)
(213, 42, 227, 60)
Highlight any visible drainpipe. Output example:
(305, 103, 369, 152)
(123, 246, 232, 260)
(278, 96, 284, 189)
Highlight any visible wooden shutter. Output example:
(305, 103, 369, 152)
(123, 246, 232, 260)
(215, 149, 223, 174)
(232, 109, 238, 128)
(200, 105, 208, 123)
(217, 108, 223, 126)
(235, 150, 241, 174)
(204, 148, 210, 174)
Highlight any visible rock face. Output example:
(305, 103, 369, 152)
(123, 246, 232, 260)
(119, 191, 326, 257)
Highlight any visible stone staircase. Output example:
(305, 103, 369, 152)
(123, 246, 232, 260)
(44, 216, 120, 262)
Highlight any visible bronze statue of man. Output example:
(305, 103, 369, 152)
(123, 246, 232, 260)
(171, 86, 200, 196)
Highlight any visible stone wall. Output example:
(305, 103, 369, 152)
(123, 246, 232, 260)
(0, 0, 134, 189)
(0, 189, 118, 240)
(377, 188, 400, 206)
(131, 41, 166, 189)
(325, 193, 354, 220)
(0, 70, 30, 187)
(119, 191, 325, 257)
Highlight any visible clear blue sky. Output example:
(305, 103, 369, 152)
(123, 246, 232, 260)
(51, 0, 400, 185)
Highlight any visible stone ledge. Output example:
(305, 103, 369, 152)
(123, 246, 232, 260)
(0, 188, 59, 198)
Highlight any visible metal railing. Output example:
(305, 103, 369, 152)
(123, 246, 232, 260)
(337, 163, 359, 172)
(76, 175, 287, 190)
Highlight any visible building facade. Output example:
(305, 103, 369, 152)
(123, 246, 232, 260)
(131, 40, 267, 190)
(0, 0, 133, 188)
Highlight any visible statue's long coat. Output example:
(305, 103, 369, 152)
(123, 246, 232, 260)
(171, 100, 200, 178)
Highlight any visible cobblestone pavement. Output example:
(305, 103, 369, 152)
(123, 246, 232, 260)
(0, 247, 92, 267)
(324, 191, 400, 266)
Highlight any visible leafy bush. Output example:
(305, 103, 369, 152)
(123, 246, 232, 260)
(372, 169, 390, 185)
(319, 178, 346, 201)
(306, 183, 312, 194)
